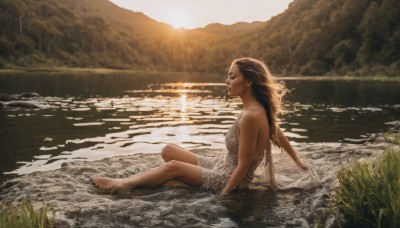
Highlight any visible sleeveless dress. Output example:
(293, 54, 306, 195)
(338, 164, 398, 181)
(197, 111, 322, 192)
(196, 111, 262, 192)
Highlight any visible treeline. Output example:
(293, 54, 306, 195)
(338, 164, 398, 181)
(253, 0, 400, 76)
(0, 0, 174, 69)
(0, 0, 399, 76)
(0, 0, 223, 72)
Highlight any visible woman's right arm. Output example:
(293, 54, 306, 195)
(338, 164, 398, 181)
(276, 127, 309, 170)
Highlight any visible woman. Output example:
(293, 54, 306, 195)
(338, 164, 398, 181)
(92, 57, 312, 194)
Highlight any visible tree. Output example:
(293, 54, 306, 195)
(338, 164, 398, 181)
(28, 19, 48, 51)
(357, 2, 386, 65)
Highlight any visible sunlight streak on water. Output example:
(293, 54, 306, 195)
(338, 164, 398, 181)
(1, 81, 398, 178)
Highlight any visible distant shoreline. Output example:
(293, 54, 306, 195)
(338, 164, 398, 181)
(279, 75, 400, 82)
(1, 68, 399, 81)
(0, 67, 158, 75)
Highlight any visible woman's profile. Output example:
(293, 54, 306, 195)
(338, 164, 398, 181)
(92, 57, 320, 194)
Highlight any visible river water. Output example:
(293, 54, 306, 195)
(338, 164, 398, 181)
(0, 73, 399, 227)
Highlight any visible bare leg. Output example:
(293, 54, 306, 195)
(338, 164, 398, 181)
(161, 143, 200, 187)
(161, 143, 198, 165)
(92, 160, 202, 193)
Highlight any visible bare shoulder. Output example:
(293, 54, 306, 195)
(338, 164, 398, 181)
(239, 109, 266, 128)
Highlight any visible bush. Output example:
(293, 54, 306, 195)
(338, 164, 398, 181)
(0, 37, 13, 57)
(0, 197, 55, 228)
(383, 132, 400, 145)
(331, 133, 400, 227)
(15, 36, 35, 55)
(300, 60, 328, 75)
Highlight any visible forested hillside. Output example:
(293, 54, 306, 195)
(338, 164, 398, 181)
(0, 0, 399, 75)
(0, 0, 220, 71)
(253, 0, 400, 75)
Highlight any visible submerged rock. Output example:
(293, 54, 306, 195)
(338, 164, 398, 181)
(0, 92, 40, 101)
(20, 92, 40, 98)
(6, 101, 42, 109)
(0, 93, 17, 101)
(0, 92, 54, 109)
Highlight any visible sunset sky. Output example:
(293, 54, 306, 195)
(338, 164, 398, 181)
(109, 0, 294, 29)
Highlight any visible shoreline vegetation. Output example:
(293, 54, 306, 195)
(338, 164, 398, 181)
(331, 132, 400, 227)
(0, 67, 165, 75)
(0, 198, 55, 228)
(1, 1, 399, 77)
(0, 68, 399, 82)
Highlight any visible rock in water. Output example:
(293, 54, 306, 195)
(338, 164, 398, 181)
(20, 92, 40, 98)
(7, 101, 42, 108)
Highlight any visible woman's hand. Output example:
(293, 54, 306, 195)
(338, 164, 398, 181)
(220, 191, 229, 196)
(276, 127, 309, 171)
(295, 158, 309, 170)
(221, 185, 233, 195)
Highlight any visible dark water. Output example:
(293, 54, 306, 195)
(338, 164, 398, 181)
(0, 73, 399, 182)
(0, 73, 399, 227)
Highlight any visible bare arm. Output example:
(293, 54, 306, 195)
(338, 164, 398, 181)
(276, 127, 309, 170)
(222, 112, 257, 194)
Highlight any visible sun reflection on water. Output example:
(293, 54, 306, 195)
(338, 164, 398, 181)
(180, 94, 189, 125)
(180, 94, 187, 113)
(4, 81, 393, 178)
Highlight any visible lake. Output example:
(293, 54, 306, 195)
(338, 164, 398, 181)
(0, 73, 399, 182)
(0, 72, 399, 227)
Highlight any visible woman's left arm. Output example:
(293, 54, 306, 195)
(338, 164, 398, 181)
(222, 113, 258, 194)
(276, 127, 309, 170)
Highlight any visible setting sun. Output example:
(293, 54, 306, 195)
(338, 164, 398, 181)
(165, 9, 192, 29)
(109, 0, 294, 29)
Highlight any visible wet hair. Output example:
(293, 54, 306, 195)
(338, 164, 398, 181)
(232, 57, 288, 145)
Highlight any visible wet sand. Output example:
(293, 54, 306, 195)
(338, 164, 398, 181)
(0, 141, 390, 227)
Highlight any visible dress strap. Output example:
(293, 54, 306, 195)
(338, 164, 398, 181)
(233, 111, 244, 141)
(238, 110, 245, 120)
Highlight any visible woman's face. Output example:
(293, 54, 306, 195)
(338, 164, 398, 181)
(225, 63, 249, 97)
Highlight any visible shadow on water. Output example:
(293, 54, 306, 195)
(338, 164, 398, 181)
(1, 73, 400, 106)
(112, 187, 284, 226)
(221, 189, 281, 226)
(284, 79, 400, 106)
(0, 72, 222, 97)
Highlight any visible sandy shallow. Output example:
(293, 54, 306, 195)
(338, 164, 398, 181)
(0, 141, 390, 227)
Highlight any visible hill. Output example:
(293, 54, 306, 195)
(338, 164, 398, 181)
(202, 0, 400, 75)
(0, 0, 399, 76)
(252, 0, 400, 75)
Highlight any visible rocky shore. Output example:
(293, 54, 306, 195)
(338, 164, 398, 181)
(0, 141, 390, 227)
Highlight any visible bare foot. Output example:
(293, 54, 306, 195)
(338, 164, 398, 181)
(91, 176, 130, 194)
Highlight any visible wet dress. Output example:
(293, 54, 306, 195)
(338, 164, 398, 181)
(196, 111, 262, 192)
(196, 111, 322, 192)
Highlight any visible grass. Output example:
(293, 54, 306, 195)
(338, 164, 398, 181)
(383, 132, 400, 145)
(331, 132, 400, 228)
(0, 197, 55, 228)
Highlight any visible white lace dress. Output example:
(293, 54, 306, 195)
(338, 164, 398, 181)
(197, 112, 261, 192)
(197, 111, 322, 192)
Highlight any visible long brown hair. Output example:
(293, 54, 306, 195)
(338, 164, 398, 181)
(232, 57, 288, 145)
